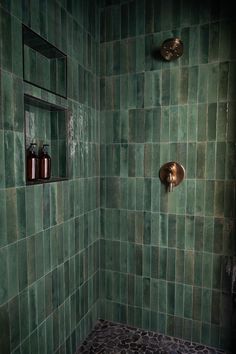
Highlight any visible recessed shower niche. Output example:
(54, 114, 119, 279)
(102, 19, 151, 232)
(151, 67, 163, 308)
(24, 94, 69, 184)
(23, 25, 67, 98)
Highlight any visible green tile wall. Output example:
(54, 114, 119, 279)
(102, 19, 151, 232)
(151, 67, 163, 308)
(100, 0, 236, 351)
(24, 45, 67, 97)
(0, 0, 100, 353)
(1, 0, 236, 352)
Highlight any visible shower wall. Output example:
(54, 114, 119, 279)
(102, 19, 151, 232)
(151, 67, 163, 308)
(0, 1, 100, 353)
(100, 0, 236, 350)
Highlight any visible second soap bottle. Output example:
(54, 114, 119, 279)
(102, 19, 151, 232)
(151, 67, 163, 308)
(39, 144, 51, 179)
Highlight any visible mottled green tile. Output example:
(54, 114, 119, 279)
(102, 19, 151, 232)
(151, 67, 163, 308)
(9, 296, 20, 352)
(184, 285, 193, 318)
(208, 64, 219, 103)
(212, 254, 222, 290)
(0, 247, 8, 305)
(219, 62, 229, 100)
(179, 68, 188, 104)
(224, 181, 235, 218)
(0, 189, 7, 248)
(186, 181, 196, 215)
(188, 67, 198, 103)
(196, 143, 206, 179)
(188, 104, 198, 141)
(195, 180, 205, 216)
(1, 7, 12, 71)
(0, 302, 10, 353)
(202, 252, 213, 288)
(18, 238, 28, 292)
(204, 181, 214, 216)
(198, 65, 208, 102)
(162, 69, 170, 106)
(199, 24, 209, 63)
(197, 104, 207, 141)
(225, 142, 236, 180)
(135, 145, 144, 177)
(166, 248, 175, 282)
(227, 103, 236, 142)
(194, 252, 203, 287)
(203, 216, 214, 253)
(201, 288, 211, 323)
(128, 145, 136, 177)
(206, 142, 218, 179)
(7, 243, 19, 299)
(219, 20, 232, 61)
(176, 215, 185, 249)
(175, 283, 184, 317)
(217, 102, 228, 142)
(4, 131, 15, 188)
(158, 280, 167, 313)
(214, 181, 225, 217)
(175, 249, 184, 284)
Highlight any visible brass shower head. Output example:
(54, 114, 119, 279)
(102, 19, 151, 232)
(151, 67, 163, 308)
(160, 38, 183, 61)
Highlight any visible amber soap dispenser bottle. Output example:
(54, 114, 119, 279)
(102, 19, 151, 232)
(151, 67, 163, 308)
(27, 143, 38, 181)
(39, 144, 51, 179)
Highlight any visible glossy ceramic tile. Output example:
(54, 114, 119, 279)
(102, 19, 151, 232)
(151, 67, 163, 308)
(100, 0, 236, 352)
(0, 0, 100, 353)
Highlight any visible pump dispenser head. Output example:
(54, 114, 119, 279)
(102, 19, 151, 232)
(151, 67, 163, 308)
(28, 143, 37, 152)
(42, 144, 49, 153)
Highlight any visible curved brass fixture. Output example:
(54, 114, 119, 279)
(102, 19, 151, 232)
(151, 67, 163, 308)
(159, 162, 185, 192)
(160, 38, 183, 61)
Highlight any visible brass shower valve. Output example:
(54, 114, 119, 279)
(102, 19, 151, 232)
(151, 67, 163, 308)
(159, 162, 185, 192)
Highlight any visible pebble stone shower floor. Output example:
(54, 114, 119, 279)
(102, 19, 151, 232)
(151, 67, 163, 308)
(76, 319, 227, 354)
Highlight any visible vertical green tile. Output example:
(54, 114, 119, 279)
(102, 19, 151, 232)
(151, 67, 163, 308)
(184, 285, 193, 318)
(206, 143, 216, 180)
(0, 189, 7, 247)
(199, 24, 209, 63)
(9, 296, 20, 351)
(184, 250, 194, 285)
(167, 248, 175, 282)
(1, 7, 12, 71)
(219, 62, 229, 100)
(158, 280, 167, 313)
(175, 283, 184, 317)
(208, 64, 219, 103)
(196, 142, 206, 179)
(176, 249, 184, 283)
(26, 186, 35, 236)
(0, 247, 8, 305)
(188, 67, 198, 103)
(198, 65, 208, 102)
(185, 215, 195, 250)
(216, 103, 227, 142)
(214, 181, 225, 217)
(7, 243, 18, 299)
(4, 131, 15, 187)
(201, 288, 211, 323)
(0, 302, 10, 353)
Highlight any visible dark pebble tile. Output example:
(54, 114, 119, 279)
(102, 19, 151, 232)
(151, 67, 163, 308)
(76, 320, 228, 354)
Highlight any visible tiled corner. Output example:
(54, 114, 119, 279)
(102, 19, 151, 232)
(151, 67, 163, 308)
(100, 0, 236, 352)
